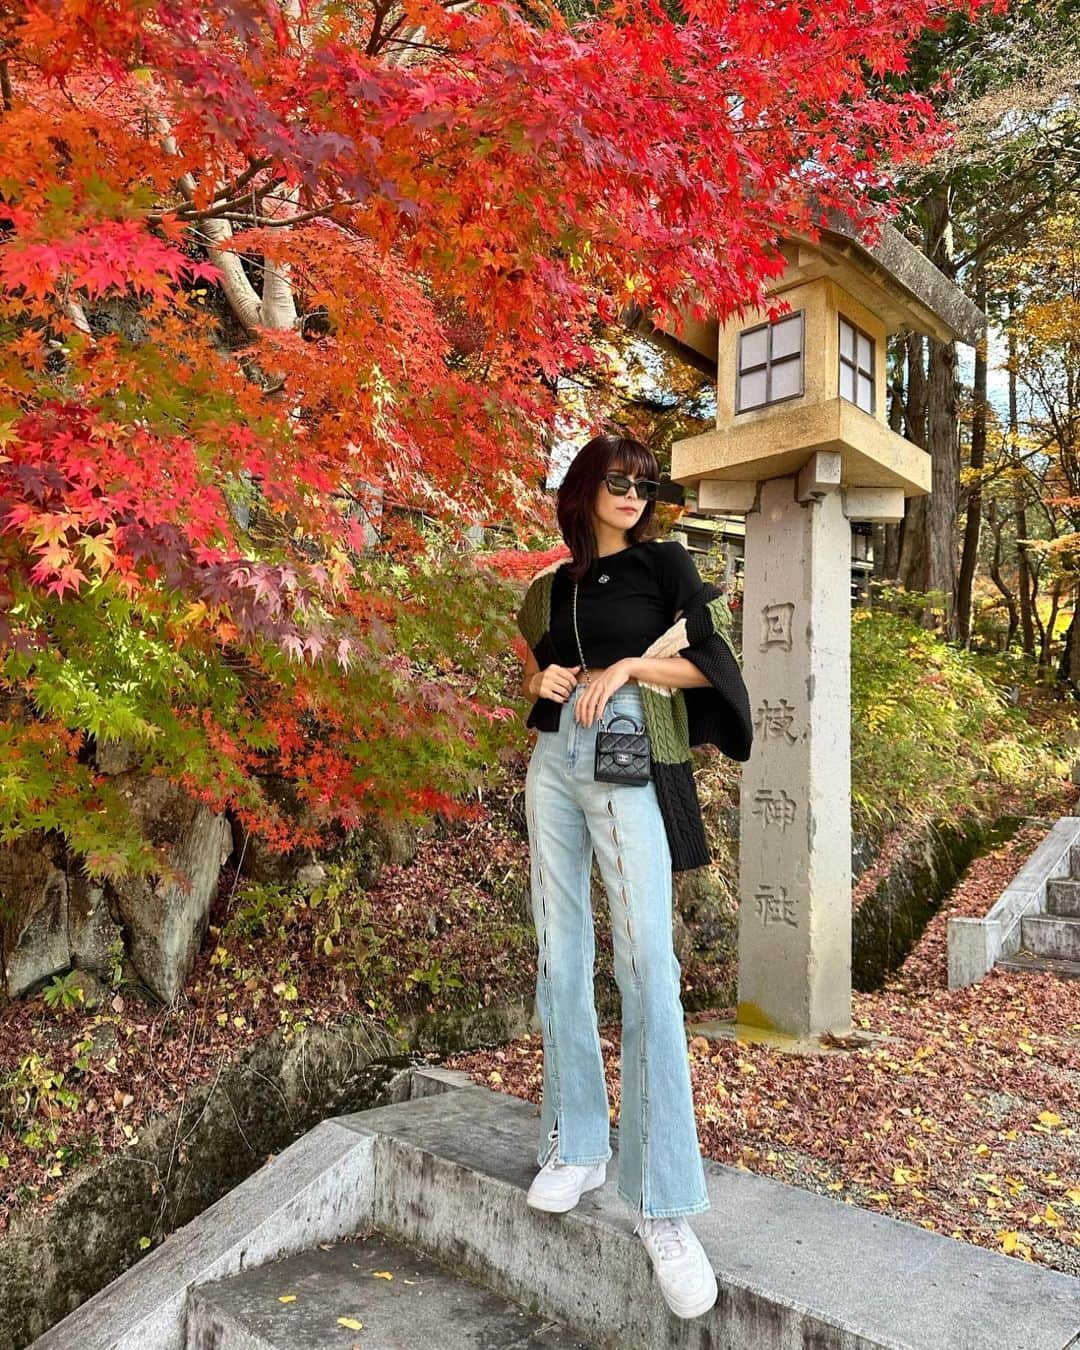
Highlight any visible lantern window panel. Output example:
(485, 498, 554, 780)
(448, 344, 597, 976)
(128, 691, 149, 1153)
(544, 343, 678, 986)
(736, 311, 805, 413)
(838, 316, 875, 414)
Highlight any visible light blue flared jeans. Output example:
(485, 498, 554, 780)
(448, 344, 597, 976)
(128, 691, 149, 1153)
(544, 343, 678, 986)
(524, 681, 710, 1219)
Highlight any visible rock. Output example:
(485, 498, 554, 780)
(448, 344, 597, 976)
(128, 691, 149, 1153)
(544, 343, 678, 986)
(65, 969, 109, 1009)
(340, 813, 423, 887)
(94, 738, 140, 775)
(110, 778, 231, 1004)
(294, 861, 327, 893)
(0, 833, 71, 999)
(671, 908, 692, 961)
(673, 867, 735, 950)
(67, 875, 123, 978)
(230, 779, 323, 887)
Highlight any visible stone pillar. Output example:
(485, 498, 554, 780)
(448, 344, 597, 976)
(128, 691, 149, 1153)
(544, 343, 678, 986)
(737, 455, 853, 1039)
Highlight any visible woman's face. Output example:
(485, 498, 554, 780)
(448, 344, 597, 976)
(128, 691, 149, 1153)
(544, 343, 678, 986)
(591, 461, 647, 538)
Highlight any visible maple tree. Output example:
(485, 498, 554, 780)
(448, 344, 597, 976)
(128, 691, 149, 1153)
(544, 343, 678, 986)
(0, 0, 998, 875)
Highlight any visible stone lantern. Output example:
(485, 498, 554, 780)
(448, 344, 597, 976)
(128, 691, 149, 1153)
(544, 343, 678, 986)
(666, 212, 984, 1047)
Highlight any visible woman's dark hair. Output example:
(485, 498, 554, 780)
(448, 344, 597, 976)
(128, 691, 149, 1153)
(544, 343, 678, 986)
(556, 434, 660, 583)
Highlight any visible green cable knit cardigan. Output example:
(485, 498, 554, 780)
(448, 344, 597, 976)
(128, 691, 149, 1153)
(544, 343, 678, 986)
(516, 560, 753, 871)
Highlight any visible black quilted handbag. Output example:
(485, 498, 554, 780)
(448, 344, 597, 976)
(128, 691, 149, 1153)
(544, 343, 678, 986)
(571, 580, 651, 786)
(595, 712, 651, 786)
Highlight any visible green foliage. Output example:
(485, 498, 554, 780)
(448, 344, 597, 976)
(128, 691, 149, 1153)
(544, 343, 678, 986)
(851, 603, 1076, 834)
(1, 1052, 80, 1153)
(0, 540, 526, 882)
(41, 971, 88, 1012)
(405, 956, 463, 996)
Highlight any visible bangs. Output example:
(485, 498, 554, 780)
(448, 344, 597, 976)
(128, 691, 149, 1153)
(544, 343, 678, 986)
(606, 438, 658, 481)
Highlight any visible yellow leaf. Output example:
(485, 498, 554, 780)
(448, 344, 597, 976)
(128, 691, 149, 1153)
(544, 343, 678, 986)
(278, 1295, 297, 1304)
(999, 1231, 1021, 1253)
(826, 1181, 844, 1191)
(1018, 1042, 1033, 1055)
(372, 1271, 393, 1280)
(1066, 1188, 1080, 1205)
(1037, 1111, 1062, 1127)
(337, 1317, 363, 1330)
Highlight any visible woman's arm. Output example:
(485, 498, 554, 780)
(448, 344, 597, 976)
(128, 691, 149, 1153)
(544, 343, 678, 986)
(626, 655, 711, 690)
(522, 648, 582, 701)
(522, 648, 541, 701)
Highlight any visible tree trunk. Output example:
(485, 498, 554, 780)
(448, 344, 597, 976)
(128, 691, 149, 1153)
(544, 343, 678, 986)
(880, 339, 906, 581)
(1008, 318, 1037, 656)
(898, 332, 929, 592)
(1042, 576, 1062, 668)
(926, 335, 960, 635)
(956, 260, 987, 644)
(986, 496, 1019, 647)
(1058, 586, 1080, 693)
(921, 191, 960, 635)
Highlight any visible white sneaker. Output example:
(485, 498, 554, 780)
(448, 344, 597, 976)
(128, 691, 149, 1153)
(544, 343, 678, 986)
(527, 1131, 606, 1213)
(635, 1215, 718, 1319)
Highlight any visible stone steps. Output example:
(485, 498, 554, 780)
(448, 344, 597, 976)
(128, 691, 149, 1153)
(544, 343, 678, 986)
(1048, 877, 1080, 917)
(186, 1228, 592, 1349)
(948, 817, 1080, 990)
(1020, 912, 1080, 962)
(996, 950, 1080, 980)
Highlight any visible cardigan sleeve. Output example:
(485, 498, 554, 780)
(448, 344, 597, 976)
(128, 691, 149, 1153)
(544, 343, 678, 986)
(680, 587, 753, 761)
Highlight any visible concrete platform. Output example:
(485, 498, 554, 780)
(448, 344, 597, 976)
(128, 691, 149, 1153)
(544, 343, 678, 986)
(34, 1069, 1080, 1350)
(335, 1078, 1080, 1350)
(187, 1230, 592, 1349)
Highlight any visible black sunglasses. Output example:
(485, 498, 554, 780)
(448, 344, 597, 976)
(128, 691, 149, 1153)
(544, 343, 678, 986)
(604, 471, 660, 502)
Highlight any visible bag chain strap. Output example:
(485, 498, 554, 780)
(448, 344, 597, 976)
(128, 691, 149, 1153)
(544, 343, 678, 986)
(571, 581, 590, 686)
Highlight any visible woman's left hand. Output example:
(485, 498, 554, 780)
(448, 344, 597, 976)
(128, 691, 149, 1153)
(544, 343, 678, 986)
(574, 659, 638, 726)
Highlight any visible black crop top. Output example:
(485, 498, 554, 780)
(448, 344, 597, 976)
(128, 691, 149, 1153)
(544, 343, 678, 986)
(548, 539, 705, 669)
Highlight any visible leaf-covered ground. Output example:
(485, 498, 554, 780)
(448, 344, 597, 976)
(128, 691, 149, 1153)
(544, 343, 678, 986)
(449, 817, 1080, 1276)
(0, 811, 541, 1236)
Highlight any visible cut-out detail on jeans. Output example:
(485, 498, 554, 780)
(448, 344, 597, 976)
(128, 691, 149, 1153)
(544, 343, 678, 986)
(606, 799, 615, 816)
(620, 884, 630, 908)
(625, 916, 634, 942)
(616, 853, 625, 877)
(610, 824, 619, 846)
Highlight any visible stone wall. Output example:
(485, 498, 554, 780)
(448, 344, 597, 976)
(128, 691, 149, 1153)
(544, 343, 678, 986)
(852, 814, 1022, 989)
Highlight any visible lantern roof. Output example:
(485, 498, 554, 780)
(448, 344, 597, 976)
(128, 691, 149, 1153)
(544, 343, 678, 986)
(640, 209, 985, 365)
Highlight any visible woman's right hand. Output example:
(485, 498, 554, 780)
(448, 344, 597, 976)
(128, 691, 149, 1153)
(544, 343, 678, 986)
(533, 663, 581, 702)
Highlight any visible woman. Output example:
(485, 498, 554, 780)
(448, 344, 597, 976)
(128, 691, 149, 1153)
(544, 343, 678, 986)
(515, 434, 752, 1322)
